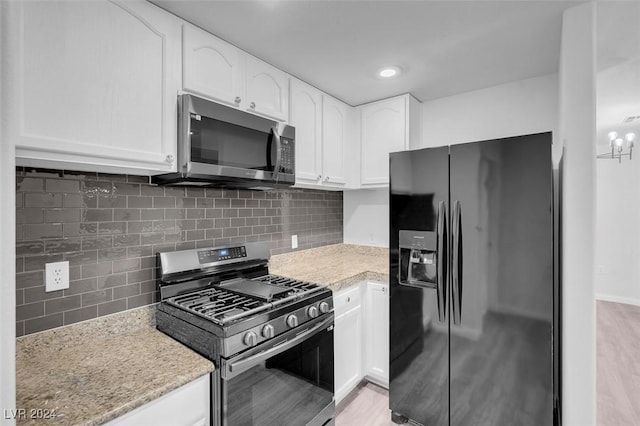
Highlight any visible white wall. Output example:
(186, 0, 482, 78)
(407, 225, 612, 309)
(343, 74, 559, 248)
(595, 160, 640, 306)
(558, 3, 596, 425)
(343, 188, 389, 247)
(0, 0, 17, 423)
(419, 73, 559, 149)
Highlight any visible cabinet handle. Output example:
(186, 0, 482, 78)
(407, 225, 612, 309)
(234, 96, 242, 105)
(324, 176, 330, 182)
(250, 101, 256, 109)
(317, 175, 322, 181)
(165, 155, 174, 163)
(346, 297, 351, 303)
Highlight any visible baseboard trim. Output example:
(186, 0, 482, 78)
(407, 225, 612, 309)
(595, 293, 640, 307)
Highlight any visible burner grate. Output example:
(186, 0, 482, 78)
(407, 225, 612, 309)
(254, 275, 321, 292)
(169, 287, 267, 324)
(166, 275, 324, 325)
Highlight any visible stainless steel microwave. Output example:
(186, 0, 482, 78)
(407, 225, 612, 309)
(153, 94, 295, 189)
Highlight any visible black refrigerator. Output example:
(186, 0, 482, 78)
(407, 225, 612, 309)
(389, 132, 560, 426)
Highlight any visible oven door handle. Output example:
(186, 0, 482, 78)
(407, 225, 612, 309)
(222, 314, 334, 380)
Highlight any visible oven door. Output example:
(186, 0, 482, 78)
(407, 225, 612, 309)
(220, 314, 335, 426)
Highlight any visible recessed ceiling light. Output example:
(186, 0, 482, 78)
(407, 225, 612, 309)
(378, 66, 401, 79)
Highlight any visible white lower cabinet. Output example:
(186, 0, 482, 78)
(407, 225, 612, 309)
(334, 286, 362, 404)
(105, 375, 210, 426)
(364, 281, 390, 387)
(333, 281, 389, 404)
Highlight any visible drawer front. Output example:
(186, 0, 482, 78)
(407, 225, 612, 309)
(334, 285, 361, 317)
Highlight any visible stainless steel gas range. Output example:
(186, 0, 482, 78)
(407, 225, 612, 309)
(156, 242, 335, 426)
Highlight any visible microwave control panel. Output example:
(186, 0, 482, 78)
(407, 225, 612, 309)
(280, 139, 294, 174)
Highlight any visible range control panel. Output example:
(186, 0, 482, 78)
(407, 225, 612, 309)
(198, 246, 247, 264)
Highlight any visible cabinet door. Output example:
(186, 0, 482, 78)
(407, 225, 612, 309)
(321, 96, 347, 186)
(8, 0, 179, 174)
(245, 56, 289, 121)
(290, 79, 322, 186)
(182, 24, 245, 108)
(334, 306, 362, 404)
(365, 282, 389, 387)
(105, 375, 210, 426)
(360, 96, 408, 186)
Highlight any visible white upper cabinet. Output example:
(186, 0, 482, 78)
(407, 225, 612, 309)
(6, 0, 180, 174)
(182, 24, 245, 108)
(360, 94, 422, 187)
(290, 79, 323, 184)
(245, 56, 289, 122)
(289, 80, 349, 189)
(181, 23, 289, 122)
(321, 95, 348, 187)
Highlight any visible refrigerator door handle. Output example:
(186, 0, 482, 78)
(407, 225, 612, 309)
(436, 200, 447, 323)
(452, 200, 463, 325)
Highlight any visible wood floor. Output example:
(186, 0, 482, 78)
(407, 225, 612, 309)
(336, 381, 393, 426)
(597, 300, 640, 426)
(336, 301, 640, 426)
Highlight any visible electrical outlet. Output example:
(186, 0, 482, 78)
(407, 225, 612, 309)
(291, 235, 298, 249)
(46, 261, 69, 292)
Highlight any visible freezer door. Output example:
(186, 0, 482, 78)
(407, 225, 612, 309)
(448, 133, 554, 426)
(389, 146, 449, 425)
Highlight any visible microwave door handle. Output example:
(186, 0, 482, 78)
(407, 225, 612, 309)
(272, 126, 282, 182)
(223, 314, 334, 380)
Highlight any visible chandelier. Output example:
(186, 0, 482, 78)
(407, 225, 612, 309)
(597, 131, 635, 163)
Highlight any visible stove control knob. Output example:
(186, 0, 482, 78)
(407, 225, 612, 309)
(243, 331, 258, 347)
(286, 314, 298, 328)
(307, 306, 319, 318)
(319, 301, 330, 314)
(261, 324, 275, 339)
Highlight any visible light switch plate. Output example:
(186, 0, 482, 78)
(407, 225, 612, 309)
(45, 261, 69, 292)
(291, 235, 298, 249)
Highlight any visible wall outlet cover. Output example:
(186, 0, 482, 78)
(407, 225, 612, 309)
(45, 261, 70, 292)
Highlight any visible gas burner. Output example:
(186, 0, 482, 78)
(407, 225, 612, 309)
(166, 274, 324, 325)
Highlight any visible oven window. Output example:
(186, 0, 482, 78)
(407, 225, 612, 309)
(222, 327, 334, 426)
(190, 115, 275, 171)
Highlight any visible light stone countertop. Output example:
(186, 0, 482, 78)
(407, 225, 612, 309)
(16, 305, 214, 426)
(270, 243, 389, 292)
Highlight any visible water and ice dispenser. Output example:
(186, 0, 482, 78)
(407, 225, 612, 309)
(399, 230, 438, 287)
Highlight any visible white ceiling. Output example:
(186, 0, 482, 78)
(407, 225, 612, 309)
(152, 0, 581, 106)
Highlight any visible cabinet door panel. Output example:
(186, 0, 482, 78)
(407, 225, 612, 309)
(290, 80, 322, 185)
(361, 97, 407, 186)
(182, 24, 245, 108)
(322, 96, 347, 186)
(105, 375, 210, 426)
(334, 307, 362, 404)
(365, 282, 389, 386)
(11, 0, 179, 173)
(245, 56, 288, 121)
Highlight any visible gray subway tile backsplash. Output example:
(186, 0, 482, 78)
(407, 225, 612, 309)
(15, 167, 343, 336)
